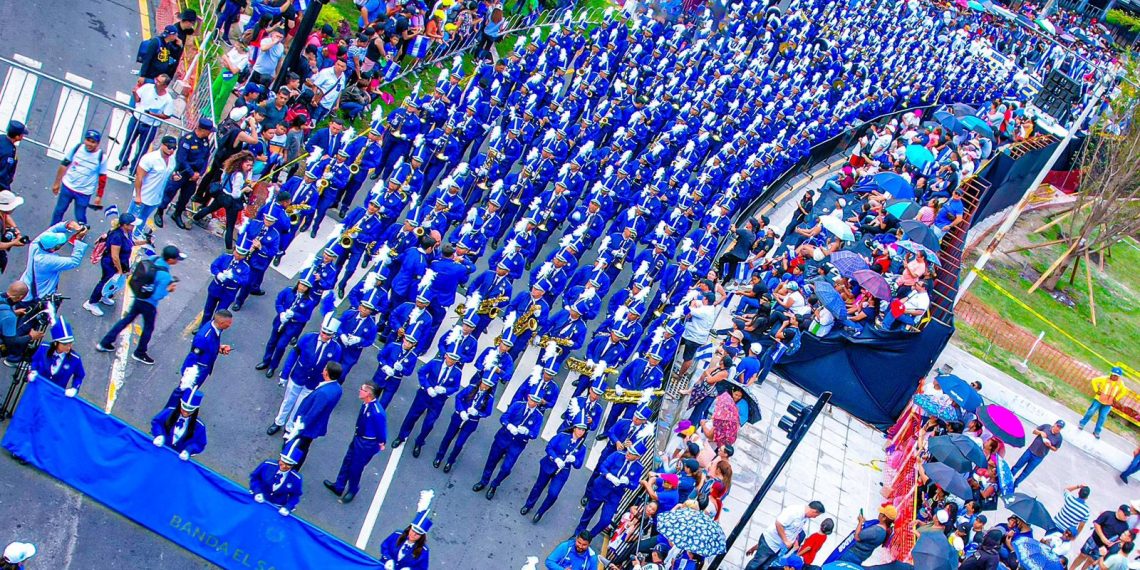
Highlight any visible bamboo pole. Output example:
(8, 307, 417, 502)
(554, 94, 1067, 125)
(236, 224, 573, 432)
(1028, 240, 1081, 294)
(1029, 208, 1077, 235)
(1003, 238, 1071, 254)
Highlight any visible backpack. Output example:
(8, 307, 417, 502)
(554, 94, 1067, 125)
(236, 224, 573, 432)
(128, 258, 168, 299)
(136, 37, 158, 64)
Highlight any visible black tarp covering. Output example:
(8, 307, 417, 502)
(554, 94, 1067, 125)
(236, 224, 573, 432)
(772, 321, 956, 430)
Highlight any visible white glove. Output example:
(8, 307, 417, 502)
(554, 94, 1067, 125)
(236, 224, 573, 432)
(283, 310, 294, 321)
(278, 312, 288, 322)
(555, 458, 566, 469)
(346, 334, 361, 346)
(381, 365, 395, 376)
(339, 334, 350, 345)
(466, 407, 478, 417)
(605, 473, 620, 485)
(278, 507, 290, 517)
(64, 387, 77, 398)
(221, 270, 234, 281)
(618, 476, 630, 486)
(427, 386, 439, 396)
(384, 561, 395, 570)
(152, 435, 165, 447)
(507, 424, 519, 435)
(460, 411, 470, 422)
(615, 385, 626, 396)
(179, 450, 190, 461)
(254, 493, 265, 503)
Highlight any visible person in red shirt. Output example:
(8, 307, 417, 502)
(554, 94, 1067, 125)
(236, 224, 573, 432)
(798, 518, 835, 568)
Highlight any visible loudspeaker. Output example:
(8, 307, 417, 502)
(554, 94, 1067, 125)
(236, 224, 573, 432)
(1033, 70, 1081, 123)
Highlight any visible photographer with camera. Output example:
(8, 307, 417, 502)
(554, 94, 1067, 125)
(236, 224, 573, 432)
(0, 190, 29, 274)
(0, 281, 45, 367)
(20, 221, 90, 300)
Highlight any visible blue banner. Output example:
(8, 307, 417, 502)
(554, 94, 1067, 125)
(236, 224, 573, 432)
(2, 379, 381, 569)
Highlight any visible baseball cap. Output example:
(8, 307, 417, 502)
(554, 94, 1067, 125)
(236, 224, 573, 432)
(162, 245, 187, 260)
(118, 213, 137, 226)
(84, 129, 102, 142)
(783, 554, 804, 570)
(179, 8, 199, 21)
(1054, 419, 1066, 428)
(160, 135, 178, 147)
(1112, 366, 1124, 376)
(1120, 504, 1133, 516)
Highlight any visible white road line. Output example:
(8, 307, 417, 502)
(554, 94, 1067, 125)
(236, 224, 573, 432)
(356, 444, 404, 549)
(0, 55, 40, 129)
(104, 288, 136, 413)
(585, 440, 607, 471)
(273, 222, 343, 279)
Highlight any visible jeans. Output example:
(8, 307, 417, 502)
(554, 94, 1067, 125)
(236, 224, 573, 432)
(99, 299, 157, 355)
(88, 264, 119, 304)
(51, 185, 92, 225)
(1122, 453, 1140, 480)
(118, 118, 159, 172)
(193, 193, 242, 250)
(745, 539, 779, 570)
(1010, 450, 1044, 487)
(883, 311, 919, 330)
(1079, 400, 1113, 435)
(128, 202, 159, 240)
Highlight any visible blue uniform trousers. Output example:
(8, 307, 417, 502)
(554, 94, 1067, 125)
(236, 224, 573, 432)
(434, 414, 481, 465)
(235, 263, 270, 306)
(524, 467, 571, 515)
(478, 430, 528, 487)
(310, 192, 339, 236)
(601, 402, 633, 436)
(340, 348, 364, 379)
(337, 246, 371, 292)
(576, 494, 621, 537)
(397, 390, 446, 447)
(333, 436, 382, 495)
(261, 321, 305, 369)
(372, 369, 404, 409)
(336, 174, 368, 212)
(203, 283, 239, 320)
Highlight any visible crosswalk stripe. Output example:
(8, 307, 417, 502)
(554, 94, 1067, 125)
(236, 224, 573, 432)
(273, 222, 342, 279)
(0, 55, 40, 130)
(102, 93, 133, 185)
(46, 74, 92, 158)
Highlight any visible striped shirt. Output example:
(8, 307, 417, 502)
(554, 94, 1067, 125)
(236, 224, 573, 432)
(1053, 490, 1090, 533)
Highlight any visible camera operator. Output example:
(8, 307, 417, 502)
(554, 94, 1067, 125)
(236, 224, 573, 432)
(0, 281, 45, 367)
(20, 221, 90, 299)
(0, 190, 29, 273)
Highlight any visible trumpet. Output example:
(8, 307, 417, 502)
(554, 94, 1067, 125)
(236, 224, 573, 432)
(603, 388, 664, 404)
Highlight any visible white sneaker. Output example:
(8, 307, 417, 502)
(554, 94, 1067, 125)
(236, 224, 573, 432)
(82, 301, 104, 317)
(99, 297, 116, 307)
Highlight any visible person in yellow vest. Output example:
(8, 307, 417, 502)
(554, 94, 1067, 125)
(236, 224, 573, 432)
(1078, 367, 1126, 439)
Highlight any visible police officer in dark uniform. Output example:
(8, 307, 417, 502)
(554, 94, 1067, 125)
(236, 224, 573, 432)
(160, 117, 215, 229)
(0, 121, 26, 192)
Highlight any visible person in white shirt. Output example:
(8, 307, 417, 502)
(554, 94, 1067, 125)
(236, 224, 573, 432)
(130, 136, 178, 238)
(884, 279, 930, 331)
(308, 59, 348, 123)
(745, 501, 826, 570)
(50, 129, 107, 225)
(678, 292, 718, 379)
(117, 74, 175, 173)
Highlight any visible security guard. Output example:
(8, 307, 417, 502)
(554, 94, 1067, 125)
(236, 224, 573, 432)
(150, 387, 208, 461)
(371, 332, 421, 409)
(257, 270, 320, 378)
(0, 121, 26, 191)
(335, 291, 380, 380)
(391, 351, 463, 458)
(324, 382, 387, 503)
(249, 439, 305, 517)
(202, 237, 252, 321)
(521, 413, 588, 524)
(164, 117, 215, 229)
(472, 392, 545, 500)
(433, 374, 496, 473)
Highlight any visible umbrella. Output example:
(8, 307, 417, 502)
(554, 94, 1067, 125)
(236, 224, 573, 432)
(913, 529, 957, 570)
(852, 269, 891, 300)
(990, 5, 1015, 19)
(886, 199, 920, 220)
(820, 215, 855, 242)
(829, 250, 869, 277)
(657, 507, 727, 557)
(913, 394, 960, 422)
(1005, 493, 1056, 530)
(905, 145, 935, 169)
(1036, 18, 1056, 35)
(895, 240, 941, 265)
(1058, 32, 1077, 43)
(923, 461, 974, 499)
(864, 563, 915, 570)
(716, 379, 763, 424)
(900, 220, 941, 252)
(960, 115, 995, 139)
(996, 455, 1015, 498)
(978, 404, 1027, 447)
(928, 434, 988, 473)
(934, 373, 982, 410)
(934, 110, 966, 134)
(950, 103, 978, 118)
(1012, 536, 1064, 570)
(968, 0, 986, 10)
(712, 392, 741, 442)
(812, 280, 848, 318)
(871, 172, 915, 200)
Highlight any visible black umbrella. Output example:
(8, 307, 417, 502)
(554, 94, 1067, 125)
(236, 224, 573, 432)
(900, 220, 942, 252)
(928, 434, 988, 473)
(913, 530, 957, 570)
(1005, 493, 1056, 530)
(923, 461, 974, 499)
(715, 379, 762, 424)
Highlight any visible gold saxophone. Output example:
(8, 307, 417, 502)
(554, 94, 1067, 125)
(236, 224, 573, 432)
(316, 178, 330, 194)
(567, 357, 619, 376)
(536, 334, 575, 348)
(478, 295, 508, 319)
(514, 304, 540, 336)
(286, 204, 311, 225)
(347, 148, 366, 175)
(340, 225, 362, 249)
(603, 388, 665, 404)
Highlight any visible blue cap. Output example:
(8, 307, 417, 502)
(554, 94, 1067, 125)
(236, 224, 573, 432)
(84, 129, 102, 142)
(411, 506, 434, 534)
(1112, 366, 1124, 376)
(51, 316, 75, 343)
(634, 402, 654, 420)
(197, 118, 215, 132)
(179, 387, 204, 411)
(320, 313, 341, 334)
(7, 120, 26, 137)
(589, 376, 606, 395)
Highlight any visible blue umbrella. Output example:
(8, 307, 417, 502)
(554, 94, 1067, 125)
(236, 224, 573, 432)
(825, 563, 867, 570)
(657, 508, 727, 556)
(812, 280, 849, 319)
(996, 455, 1015, 498)
(906, 145, 935, 169)
(1012, 536, 1064, 570)
(951, 103, 978, 117)
(935, 373, 983, 411)
(829, 250, 869, 277)
(871, 172, 915, 200)
(928, 434, 988, 473)
(900, 220, 942, 252)
(961, 115, 995, 139)
(913, 528, 957, 570)
(896, 240, 942, 266)
(913, 394, 960, 422)
(934, 110, 966, 134)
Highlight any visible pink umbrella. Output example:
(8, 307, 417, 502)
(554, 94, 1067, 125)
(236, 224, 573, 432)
(978, 404, 1026, 447)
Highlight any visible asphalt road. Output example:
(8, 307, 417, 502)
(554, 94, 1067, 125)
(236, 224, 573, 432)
(0, 4, 648, 567)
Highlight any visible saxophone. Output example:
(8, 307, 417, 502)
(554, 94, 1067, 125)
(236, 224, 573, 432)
(340, 215, 371, 249)
(347, 147, 366, 175)
(513, 303, 540, 336)
(603, 388, 665, 404)
(478, 295, 509, 319)
(286, 204, 311, 225)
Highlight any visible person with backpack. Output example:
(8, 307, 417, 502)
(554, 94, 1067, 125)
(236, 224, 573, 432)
(82, 213, 138, 317)
(50, 129, 108, 225)
(95, 245, 186, 365)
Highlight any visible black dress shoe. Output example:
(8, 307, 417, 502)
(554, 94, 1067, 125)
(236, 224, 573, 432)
(339, 492, 355, 503)
(266, 424, 281, 435)
(323, 480, 341, 495)
(265, 368, 276, 379)
(472, 482, 486, 492)
(250, 289, 266, 296)
(338, 208, 349, 219)
(153, 212, 164, 228)
(580, 497, 588, 507)
(596, 433, 609, 442)
(255, 362, 270, 371)
(443, 463, 452, 473)
(485, 486, 497, 500)
(520, 506, 530, 515)
(230, 302, 243, 312)
(532, 512, 543, 524)
(432, 459, 442, 468)
(173, 216, 191, 231)
(412, 445, 422, 458)
(391, 438, 404, 449)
